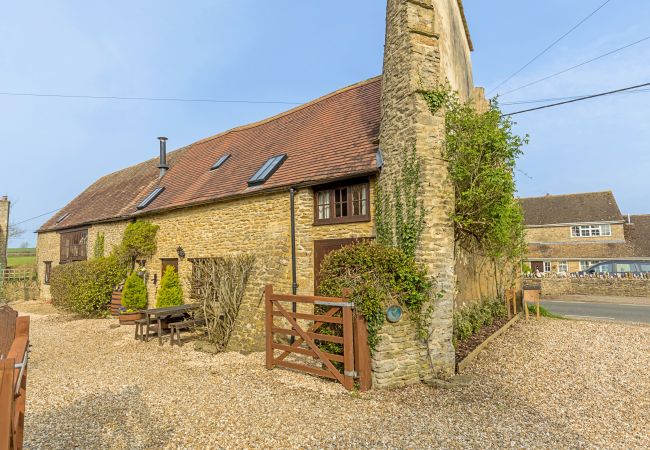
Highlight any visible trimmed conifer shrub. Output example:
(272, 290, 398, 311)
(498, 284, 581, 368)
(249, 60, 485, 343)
(122, 271, 147, 312)
(156, 265, 183, 308)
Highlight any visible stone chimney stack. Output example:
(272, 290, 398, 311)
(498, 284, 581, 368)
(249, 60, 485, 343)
(374, 0, 475, 387)
(0, 196, 10, 270)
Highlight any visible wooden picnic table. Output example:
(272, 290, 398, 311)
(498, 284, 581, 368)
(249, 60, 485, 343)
(139, 304, 199, 345)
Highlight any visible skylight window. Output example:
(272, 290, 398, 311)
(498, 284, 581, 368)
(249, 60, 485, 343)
(55, 212, 70, 224)
(248, 154, 287, 186)
(137, 187, 164, 210)
(210, 153, 231, 170)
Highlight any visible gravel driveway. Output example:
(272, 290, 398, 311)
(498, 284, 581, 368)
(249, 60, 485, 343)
(16, 302, 650, 449)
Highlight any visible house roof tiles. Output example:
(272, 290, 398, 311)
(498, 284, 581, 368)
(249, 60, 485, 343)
(519, 191, 624, 226)
(39, 77, 382, 232)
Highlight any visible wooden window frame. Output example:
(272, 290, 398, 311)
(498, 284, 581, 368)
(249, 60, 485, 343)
(59, 228, 88, 264)
(44, 261, 52, 285)
(313, 181, 370, 225)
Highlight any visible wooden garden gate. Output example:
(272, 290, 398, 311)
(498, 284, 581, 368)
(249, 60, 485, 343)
(0, 306, 30, 450)
(264, 285, 371, 391)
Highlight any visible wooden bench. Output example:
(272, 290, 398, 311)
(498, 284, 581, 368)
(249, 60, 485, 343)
(169, 319, 206, 347)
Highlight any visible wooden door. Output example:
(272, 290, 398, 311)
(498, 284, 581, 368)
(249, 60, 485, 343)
(161, 258, 179, 276)
(314, 238, 370, 292)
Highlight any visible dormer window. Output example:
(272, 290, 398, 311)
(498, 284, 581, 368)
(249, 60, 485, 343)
(314, 181, 370, 225)
(571, 224, 611, 237)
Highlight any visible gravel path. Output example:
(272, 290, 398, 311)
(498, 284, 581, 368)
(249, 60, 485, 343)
(16, 304, 650, 449)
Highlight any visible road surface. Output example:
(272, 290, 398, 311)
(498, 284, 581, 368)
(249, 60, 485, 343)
(541, 299, 650, 324)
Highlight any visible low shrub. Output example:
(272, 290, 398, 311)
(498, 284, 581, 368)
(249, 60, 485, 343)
(122, 271, 148, 312)
(156, 265, 183, 308)
(527, 304, 564, 319)
(50, 255, 126, 317)
(318, 241, 433, 351)
(453, 298, 507, 345)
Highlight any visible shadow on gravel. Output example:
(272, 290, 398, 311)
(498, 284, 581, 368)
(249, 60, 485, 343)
(25, 386, 173, 449)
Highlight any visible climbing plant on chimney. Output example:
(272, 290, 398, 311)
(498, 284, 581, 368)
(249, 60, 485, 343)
(421, 87, 527, 261)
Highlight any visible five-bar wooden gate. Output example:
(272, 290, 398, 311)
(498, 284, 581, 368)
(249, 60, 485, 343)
(265, 285, 371, 391)
(0, 306, 30, 450)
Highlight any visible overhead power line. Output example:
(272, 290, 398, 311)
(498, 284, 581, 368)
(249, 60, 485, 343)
(489, 0, 613, 94)
(502, 81, 650, 116)
(11, 208, 63, 226)
(501, 88, 650, 106)
(498, 35, 650, 97)
(0, 91, 303, 105)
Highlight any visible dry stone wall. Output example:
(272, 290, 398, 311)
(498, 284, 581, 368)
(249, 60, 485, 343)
(539, 276, 650, 298)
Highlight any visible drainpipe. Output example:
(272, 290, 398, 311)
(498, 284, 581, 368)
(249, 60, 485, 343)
(289, 187, 298, 343)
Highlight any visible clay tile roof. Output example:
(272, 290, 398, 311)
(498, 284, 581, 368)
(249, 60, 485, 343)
(39, 76, 382, 232)
(519, 191, 624, 226)
(136, 77, 382, 214)
(38, 148, 187, 232)
(626, 214, 650, 257)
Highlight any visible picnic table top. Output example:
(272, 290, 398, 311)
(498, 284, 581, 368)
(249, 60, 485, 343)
(139, 304, 199, 317)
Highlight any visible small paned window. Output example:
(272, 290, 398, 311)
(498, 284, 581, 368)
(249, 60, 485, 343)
(248, 154, 287, 186)
(558, 261, 568, 273)
(44, 261, 52, 284)
(571, 224, 612, 237)
(543, 261, 551, 273)
(314, 182, 370, 225)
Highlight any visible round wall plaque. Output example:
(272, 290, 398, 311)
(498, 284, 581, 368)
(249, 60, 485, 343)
(386, 305, 403, 323)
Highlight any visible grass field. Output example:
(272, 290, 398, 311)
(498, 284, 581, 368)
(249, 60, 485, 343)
(7, 255, 36, 268)
(6, 248, 36, 268)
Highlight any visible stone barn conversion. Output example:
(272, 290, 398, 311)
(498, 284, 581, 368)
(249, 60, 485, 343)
(37, 0, 486, 387)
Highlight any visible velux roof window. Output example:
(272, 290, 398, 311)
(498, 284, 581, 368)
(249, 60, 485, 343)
(55, 212, 70, 224)
(248, 154, 287, 186)
(210, 153, 231, 170)
(137, 187, 164, 210)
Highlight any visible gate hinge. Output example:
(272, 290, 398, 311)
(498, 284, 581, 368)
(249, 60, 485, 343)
(344, 370, 358, 378)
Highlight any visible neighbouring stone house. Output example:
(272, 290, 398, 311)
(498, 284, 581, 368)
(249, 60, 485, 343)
(38, 0, 483, 386)
(520, 191, 650, 274)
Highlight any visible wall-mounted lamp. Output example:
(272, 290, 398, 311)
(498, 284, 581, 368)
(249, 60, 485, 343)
(176, 246, 186, 259)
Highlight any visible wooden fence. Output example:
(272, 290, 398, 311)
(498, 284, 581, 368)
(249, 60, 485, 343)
(1, 269, 34, 282)
(0, 306, 30, 450)
(265, 285, 371, 391)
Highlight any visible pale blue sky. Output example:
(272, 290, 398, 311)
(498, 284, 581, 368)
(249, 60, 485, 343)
(2, 1, 649, 246)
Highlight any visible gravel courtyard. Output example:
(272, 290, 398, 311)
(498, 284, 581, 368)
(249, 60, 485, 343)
(16, 302, 650, 449)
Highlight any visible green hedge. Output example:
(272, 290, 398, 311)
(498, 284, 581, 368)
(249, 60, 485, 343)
(318, 241, 432, 351)
(453, 298, 506, 346)
(50, 256, 126, 317)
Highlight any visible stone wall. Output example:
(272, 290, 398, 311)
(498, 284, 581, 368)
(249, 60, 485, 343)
(37, 183, 375, 352)
(374, 0, 474, 387)
(539, 276, 650, 298)
(0, 196, 9, 269)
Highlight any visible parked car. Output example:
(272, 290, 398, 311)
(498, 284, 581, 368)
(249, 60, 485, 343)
(576, 260, 650, 276)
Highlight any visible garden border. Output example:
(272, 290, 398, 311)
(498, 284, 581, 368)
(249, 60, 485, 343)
(457, 313, 520, 373)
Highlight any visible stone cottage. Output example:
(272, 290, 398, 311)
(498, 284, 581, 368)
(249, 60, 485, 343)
(520, 191, 650, 274)
(37, 0, 482, 386)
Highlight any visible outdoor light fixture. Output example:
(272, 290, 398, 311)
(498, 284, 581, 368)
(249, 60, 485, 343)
(386, 305, 403, 323)
(176, 246, 186, 259)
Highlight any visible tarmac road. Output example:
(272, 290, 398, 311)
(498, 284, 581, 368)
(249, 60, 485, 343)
(541, 298, 650, 324)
